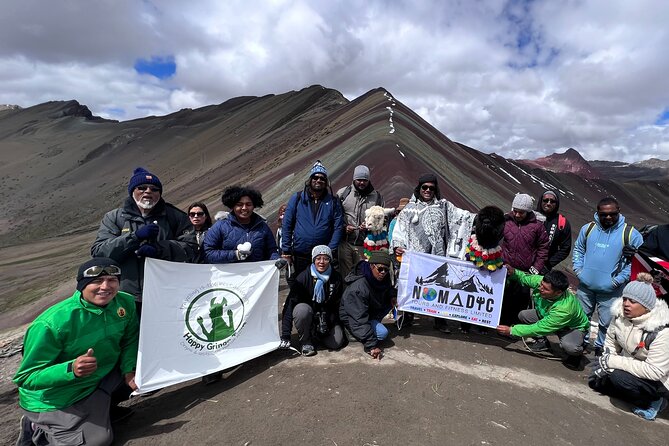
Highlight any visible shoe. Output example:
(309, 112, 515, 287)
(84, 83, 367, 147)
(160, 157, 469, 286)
(594, 347, 603, 357)
(278, 339, 291, 350)
(16, 415, 35, 446)
(563, 355, 584, 371)
(434, 320, 451, 334)
(528, 337, 550, 352)
(633, 397, 668, 421)
(202, 371, 223, 385)
(110, 406, 134, 424)
(301, 344, 316, 356)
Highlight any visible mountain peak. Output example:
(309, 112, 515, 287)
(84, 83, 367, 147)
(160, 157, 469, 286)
(516, 148, 600, 179)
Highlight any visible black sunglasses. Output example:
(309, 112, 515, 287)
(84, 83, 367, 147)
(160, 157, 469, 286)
(311, 175, 327, 182)
(82, 265, 122, 278)
(189, 212, 205, 217)
(373, 264, 390, 273)
(542, 198, 556, 204)
(136, 185, 161, 192)
(598, 211, 620, 217)
(421, 185, 435, 191)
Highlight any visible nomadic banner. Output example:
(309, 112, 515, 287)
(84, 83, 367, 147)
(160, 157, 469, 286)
(135, 258, 280, 393)
(397, 251, 507, 328)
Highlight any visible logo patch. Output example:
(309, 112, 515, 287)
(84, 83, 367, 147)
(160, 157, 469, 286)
(117, 307, 126, 318)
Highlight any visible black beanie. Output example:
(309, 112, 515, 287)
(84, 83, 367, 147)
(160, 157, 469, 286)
(76, 257, 121, 292)
(418, 173, 438, 186)
(127, 167, 162, 197)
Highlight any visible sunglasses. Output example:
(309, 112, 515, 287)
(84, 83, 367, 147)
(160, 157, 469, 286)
(373, 264, 390, 273)
(82, 265, 122, 278)
(189, 212, 205, 217)
(542, 198, 556, 204)
(136, 185, 161, 193)
(598, 211, 619, 218)
(311, 175, 327, 183)
(421, 185, 436, 191)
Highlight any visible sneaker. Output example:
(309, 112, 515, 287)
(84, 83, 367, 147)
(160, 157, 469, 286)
(202, 371, 223, 385)
(16, 415, 35, 446)
(110, 406, 134, 424)
(434, 320, 451, 334)
(633, 397, 668, 421)
(301, 344, 316, 356)
(563, 354, 584, 371)
(528, 337, 550, 352)
(278, 339, 291, 350)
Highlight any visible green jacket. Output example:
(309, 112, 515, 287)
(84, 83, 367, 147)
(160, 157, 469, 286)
(509, 270, 589, 338)
(13, 290, 139, 412)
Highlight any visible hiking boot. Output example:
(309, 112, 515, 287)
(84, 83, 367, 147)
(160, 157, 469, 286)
(16, 415, 35, 446)
(301, 344, 316, 356)
(563, 354, 584, 371)
(202, 371, 223, 385)
(434, 319, 451, 334)
(528, 337, 550, 352)
(110, 406, 134, 424)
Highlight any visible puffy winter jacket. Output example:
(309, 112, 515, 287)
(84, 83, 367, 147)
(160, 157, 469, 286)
(572, 213, 643, 293)
(605, 298, 669, 390)
(204, 213, 279, 263)
(501, 212, 549, 272)
(91, 198, 197, 300)
(281, 187, 344, 255)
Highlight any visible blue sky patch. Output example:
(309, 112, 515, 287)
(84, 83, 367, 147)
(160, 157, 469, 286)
(655, 108, 669, 125)
(134, 56, 176, 79)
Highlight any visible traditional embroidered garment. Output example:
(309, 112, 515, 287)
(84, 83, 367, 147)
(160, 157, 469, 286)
(363, 230, 389, 259)
(465, 234, 503, 271)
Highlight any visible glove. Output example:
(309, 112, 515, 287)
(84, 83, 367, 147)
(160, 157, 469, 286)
(135, 224, 160, 241)
(236, 250, 249, 261)
(236, 242, 252, 261)
(588, 351, 612, 379)
(274, 258, 288, 270)
(278, 339, 291, 350)
(622, 245, 638, 259)
(529, 266, 539, 275)
(136, 244, 159, 258)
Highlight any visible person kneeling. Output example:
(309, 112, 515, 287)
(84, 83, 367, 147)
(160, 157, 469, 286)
(280, 245, 346, 356)
(588, 273, 669, 421)
(496, 265, 589, 370)
(339, 251, 396, 360)
(14, 258, 139, 446)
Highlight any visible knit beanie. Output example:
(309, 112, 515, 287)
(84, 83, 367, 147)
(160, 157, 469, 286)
(309, 160, 328, 179)
(76, 257, 121, 292)
(128, 167, 162, 197)
(312, 245, 332, 262)
(418, 173, 438, 186)
(623, 273, 656, 310)
(353, 165, 370, 181)
(512, 193, 534, 212)
(368, 251, 391, 266)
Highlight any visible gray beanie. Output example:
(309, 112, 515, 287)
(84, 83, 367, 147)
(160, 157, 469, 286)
(312, 245, 332, 262)
(622, 273, 656, 310)
(512, 193, 534, 212)
(353, 165, 370, 181)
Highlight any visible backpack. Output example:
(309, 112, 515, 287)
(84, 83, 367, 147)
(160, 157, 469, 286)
(631, 325, 669, 356)
(558, 214, 566, 231)
(338, 185, 383, 206)
(584, 221, 633, 246)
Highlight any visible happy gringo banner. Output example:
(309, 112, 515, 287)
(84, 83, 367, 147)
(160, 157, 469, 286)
(135, 258, 280, 393)
(397, 251, 506, 328)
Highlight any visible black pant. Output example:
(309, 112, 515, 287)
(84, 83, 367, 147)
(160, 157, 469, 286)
(589, 369, 669, 408)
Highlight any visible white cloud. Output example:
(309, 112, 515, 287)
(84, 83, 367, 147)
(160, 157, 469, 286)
(0, 0, 667, 162)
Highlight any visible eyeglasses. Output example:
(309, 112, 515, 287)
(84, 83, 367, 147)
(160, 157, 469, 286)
(82, 265, 122, 278)
(189, 212, 205, 217)
(311, 175, 327, 183)
(542, 198, 556, 204)
(373, 264, 390, 273)
(598, 211, 620, 218)
(421, 185, 435, 191)
(136, 185, 161, 193)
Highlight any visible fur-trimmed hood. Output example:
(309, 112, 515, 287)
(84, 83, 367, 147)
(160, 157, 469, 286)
(610, 297, 669, 332)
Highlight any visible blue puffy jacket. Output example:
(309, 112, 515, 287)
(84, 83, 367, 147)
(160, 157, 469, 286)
(281, 188, 344, 255)
(572, 213, 642, 292)
(204, 213, 279, 263)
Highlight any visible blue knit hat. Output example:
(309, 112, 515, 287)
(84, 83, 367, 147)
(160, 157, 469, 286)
(309, 160, 328, 179)
(128, 167, 162, 197)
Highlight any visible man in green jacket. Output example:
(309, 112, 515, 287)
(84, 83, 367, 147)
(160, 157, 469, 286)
(14, 257, 139, 446)
(496, 265, 589, 370)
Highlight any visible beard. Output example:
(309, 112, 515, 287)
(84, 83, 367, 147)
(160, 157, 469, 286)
(135, 197, 156, 210)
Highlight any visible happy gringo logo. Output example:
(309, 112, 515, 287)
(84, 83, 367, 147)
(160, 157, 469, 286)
(184, 288, 245, 347)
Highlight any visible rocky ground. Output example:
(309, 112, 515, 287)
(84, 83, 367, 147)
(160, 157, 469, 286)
(2, 312, 668, 446)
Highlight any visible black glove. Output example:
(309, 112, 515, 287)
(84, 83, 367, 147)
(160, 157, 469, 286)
(274, 258, 288, 270)
(135, 224, 160, 241)
(622, 245, 638, 259)
(136, 244, 159, 258)
(588, 351, 611, 379)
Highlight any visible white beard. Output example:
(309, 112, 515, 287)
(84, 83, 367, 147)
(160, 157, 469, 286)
(135, 198, 156, 210)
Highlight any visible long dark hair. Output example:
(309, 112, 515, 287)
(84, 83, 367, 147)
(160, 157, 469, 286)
(187, 202, 213, 230)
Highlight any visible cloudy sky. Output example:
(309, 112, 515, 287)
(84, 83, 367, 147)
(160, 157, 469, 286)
(1, 0, 668, 162)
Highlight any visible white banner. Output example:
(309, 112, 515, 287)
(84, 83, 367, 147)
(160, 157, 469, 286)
(397, 251, 507, 328)
(135, 258, 280, 393)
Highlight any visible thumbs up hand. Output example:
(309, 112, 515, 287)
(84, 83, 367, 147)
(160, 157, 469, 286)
(73, 348, 98, 377)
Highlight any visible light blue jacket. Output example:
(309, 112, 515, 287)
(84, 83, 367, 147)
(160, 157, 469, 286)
(572, 213, 642, 292)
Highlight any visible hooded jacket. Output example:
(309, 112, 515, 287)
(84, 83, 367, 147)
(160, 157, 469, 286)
(573, 213, 643, 293)
(605, 298, 669, 390)
(339, 261, 396, 351)
(204, 213, 279, 263)
(91, 197, 197, 300)
(641, 224, 669, 260)
(337, 182, 384, 245)
(509, 270, 589, 338)
(281, 186, 344, 255)
(501, 211, 549, 272)
(534, 191, 572, 273)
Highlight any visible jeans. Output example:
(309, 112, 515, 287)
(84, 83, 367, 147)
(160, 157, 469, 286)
(577, 286, 622, 349)
(589, 369, 669, 409)
(369, 319, 389, 341)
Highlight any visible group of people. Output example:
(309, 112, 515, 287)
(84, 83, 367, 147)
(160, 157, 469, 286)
(13, 162, 669, 444)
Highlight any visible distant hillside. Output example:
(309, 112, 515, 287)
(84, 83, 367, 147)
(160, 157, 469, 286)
(516, 148, 601, 179)
(591, 158, 669, 182)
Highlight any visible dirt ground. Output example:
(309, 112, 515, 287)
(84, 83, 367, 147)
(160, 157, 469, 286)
(2, 309, 669, 446)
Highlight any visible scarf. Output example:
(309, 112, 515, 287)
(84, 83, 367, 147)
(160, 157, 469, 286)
(361, 261, 392, 292)
(310, 264, 331, 303)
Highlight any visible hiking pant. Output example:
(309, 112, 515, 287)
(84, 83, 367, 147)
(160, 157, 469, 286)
(337, 241, 362, 280)
(518, 309, 585, 356)
(589, 369, 668, 409)
(577, 286, 622, 349)
(293, 303, 346, 349)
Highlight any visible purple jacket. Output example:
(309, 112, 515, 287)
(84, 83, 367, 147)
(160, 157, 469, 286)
(502, 212, 549, 272)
